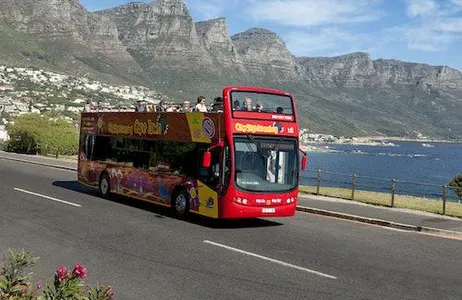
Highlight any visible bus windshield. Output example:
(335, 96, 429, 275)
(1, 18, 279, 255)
(230, 91, 294, 116)
(234, 136, 298, 192)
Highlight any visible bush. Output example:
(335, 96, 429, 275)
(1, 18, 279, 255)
(449, 174, 462, 201)
(0, 249, 113, 300)
(6, 114, 78, 156)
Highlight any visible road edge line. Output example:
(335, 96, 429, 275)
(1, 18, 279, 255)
(0, 155, 77, 171)
(296, 205, 462, 236)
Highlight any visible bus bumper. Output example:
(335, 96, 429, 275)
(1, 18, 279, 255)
(219, 201, 297, 219)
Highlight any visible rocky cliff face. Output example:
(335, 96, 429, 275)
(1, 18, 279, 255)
(0, 0, 461, 138)
(0, 0, 90, 40)
(98, 0, 211, 70)
(298, 52, 462, 89)
(231, 28, 300, 80)
(0, 0, 136, 63)
(195, 18, 244, 71)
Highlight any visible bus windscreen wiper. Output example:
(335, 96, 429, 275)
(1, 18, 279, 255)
(246, 134, 267, 160)
(272, 136, 285, 153)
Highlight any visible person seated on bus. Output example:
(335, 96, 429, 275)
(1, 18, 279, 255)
(166, 104, 176, 112)
(194, 96, 208, 112)
(241, 97, 253, 111)
(135, 100, 147, 112)
(276, 106, 283, 114)
(211, 97, 223, 112)
(84, 99, 93, 112)
(233, 100, 240, 110)
(156, 101, 165, 112)
(254, 101, 263, 112)
(182, 100, 192, 112)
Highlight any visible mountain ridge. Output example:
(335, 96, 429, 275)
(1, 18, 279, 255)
(0, 0, 461, 139)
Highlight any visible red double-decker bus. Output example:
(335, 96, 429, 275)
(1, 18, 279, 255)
(77, 86, 307, 218)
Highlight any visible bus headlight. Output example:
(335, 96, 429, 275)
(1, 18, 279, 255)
(286, 197, 296, 203)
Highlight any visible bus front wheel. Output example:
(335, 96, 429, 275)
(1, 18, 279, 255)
(99, 173, 111, 198)
(172, 190, 190, 218)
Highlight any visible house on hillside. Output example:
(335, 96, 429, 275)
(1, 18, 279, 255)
(0, 84, 14, 91)
(0, 125, 9, 141)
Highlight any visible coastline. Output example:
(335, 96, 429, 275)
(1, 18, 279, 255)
(301, 137, 462, 152)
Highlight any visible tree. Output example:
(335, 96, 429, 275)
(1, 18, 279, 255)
(6, 114, 78, 156)
(449, 174, 462, 201)
(46, 118, 79, 156)
(6, 114, 49, 154)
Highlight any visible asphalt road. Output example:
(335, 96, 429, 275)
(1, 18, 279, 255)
(1, 158, 462, 300)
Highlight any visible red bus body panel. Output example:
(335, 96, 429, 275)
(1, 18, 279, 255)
(78, 86, 301, 219)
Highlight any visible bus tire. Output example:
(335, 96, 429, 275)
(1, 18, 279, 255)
(99, 173, 111, 198)
(172, 190, 190, 218)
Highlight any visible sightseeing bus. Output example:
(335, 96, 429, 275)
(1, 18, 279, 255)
(77, 86, 307, 219)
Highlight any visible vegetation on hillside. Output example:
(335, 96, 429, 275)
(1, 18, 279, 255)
(449, 174, 462, 201)
(6, 114, 78, 156)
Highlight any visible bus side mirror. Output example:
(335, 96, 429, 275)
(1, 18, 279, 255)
(301, 155, 307, 171)
(202, 151, 211, 168)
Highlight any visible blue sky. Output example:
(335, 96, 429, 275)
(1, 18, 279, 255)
(79, 0, 462, 71)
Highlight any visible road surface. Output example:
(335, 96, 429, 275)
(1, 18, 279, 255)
(1, 159, 461, 300)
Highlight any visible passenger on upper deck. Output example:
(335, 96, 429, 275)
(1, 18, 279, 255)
(254, 100, 263, 112)
(135, 100, 147, 112)
(211, 97, 223, 112)
(233, 100, 240, 110)
(182, 101, 192, 112)
(84, 99, 92, 112)
(194, 96, 208, 112)
(241, 97, 253, 111)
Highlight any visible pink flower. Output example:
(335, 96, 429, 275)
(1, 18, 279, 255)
(36, 281, 42, 290)
(72, 262, 87, 279)
(106, 285, 115, 298)
(56, 266, 69, 283)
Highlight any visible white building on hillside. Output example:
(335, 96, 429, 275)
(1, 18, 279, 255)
(0, 125, 9, 141)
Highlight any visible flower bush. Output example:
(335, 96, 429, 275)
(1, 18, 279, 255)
(0, 249, 114, 300)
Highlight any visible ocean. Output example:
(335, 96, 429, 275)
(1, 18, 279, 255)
(301, 141, 462, 200)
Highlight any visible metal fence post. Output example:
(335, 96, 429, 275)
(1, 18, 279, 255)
(443, 185, 447, 215)
(351, 174, 356, 200)
(316, 169, 322, 195)
(391, 179, 396, 207)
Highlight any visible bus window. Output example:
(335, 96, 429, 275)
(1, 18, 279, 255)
(222, 142, 231, 193)
(81, 134, 95, 160)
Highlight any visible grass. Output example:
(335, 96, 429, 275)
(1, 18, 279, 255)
(43, 153, 78, 161)
(299, 185, 462, 218)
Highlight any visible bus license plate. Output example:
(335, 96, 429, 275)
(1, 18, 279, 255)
(262, 208, 275, 213)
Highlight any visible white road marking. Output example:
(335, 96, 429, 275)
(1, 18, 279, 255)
(14, 188, 81, 208)
(0, 156, 76, 173)
(204, 240, 337, 279)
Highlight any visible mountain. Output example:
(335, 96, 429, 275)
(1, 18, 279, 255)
(0, 0, 461, 139)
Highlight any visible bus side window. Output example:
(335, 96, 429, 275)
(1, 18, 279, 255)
(83, 134, 95, 160)
(222, 143, 231, 192)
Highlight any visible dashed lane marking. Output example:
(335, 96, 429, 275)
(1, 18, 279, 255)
(14, 188, 82, 208)
(204, 240, 337, 279)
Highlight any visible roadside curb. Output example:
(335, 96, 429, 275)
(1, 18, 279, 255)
(0, 155, 77, 171)
(296, 205, 462, 237)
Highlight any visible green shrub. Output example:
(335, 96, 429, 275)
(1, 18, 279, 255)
(0, 249, 113, 300)
(6, 114, 78, 156)
(449, 174, 462, 201)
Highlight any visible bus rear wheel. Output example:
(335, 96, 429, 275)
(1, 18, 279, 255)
(99, 173, 111, 198)
(172, 190, 190, 218)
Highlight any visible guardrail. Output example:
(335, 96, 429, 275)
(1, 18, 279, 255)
(301, 169, 462, 215)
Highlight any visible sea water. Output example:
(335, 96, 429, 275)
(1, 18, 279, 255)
(301, 141, 462, 200)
